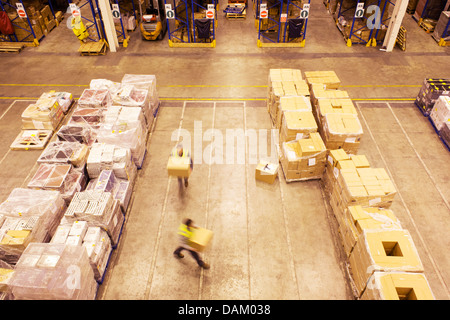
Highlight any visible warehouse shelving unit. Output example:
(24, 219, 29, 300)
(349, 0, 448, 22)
(68, 0, 104, 43)
(432, 11, 450, 46)
(335, 0, 395, 47)
(0, 0, 47, 46)
(256, 0, 310, 47)
(164, 0, 216, 47)
(110, 0, 131, 47)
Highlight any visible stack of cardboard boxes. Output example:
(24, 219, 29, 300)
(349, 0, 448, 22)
(430, 95, 450, 131)
(280, 132, 327, 182)
(415, 78, 450, 116)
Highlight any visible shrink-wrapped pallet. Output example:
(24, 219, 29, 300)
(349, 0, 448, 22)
(9, 243, 98, 299)
(430, 95, 450, 131)
(279, 110, 318, 144)
(57, 124, 96, 146)
(0, 189, 66, 264)
(321, 113, 363, 154)
(78, 89, 112, 109)
(37, 141, 90, 168)
(21, 99, 64, 131)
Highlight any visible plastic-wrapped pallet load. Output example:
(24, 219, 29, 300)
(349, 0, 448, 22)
(37, 141, 90, 168)
(279, 132, 327, 182)
(0, 260, 14, 300)
(309, 83, 350, 111)
(89, 79, 122, 95)
(21, 98, 64, 131)
(112, 85, 152, 130)
(349, 229, 424, 297)
(360, 272, 435, 300)
(267, 69, 310, 124)
(57, 124, 96, 146)
(338, 205, 402, 257)
(86, 142, 137, 182)
(321, 113, 363, 154)
(0, 189, 66, 264)
(432, 11, 450, 43)
(86, 169, 133, 213)
(38, 91, 73, 114)
(415, 78, 450, 115)
(279, 110, 318, 144)
(51, 222, 112, 282)
(63, 190, 124, 247)
(9, 243, 98, 300)
(77, 89, 112, 109)
(27, 163, 87, 205)
(430, 96, 450, 131)
(69, 106, 104, 128)
(439, 121, 450, 148)
(121, 74, 160, 123)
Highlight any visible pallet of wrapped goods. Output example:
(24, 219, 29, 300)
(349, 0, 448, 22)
(304, 71, 341, 89)
(86, 169, 133, 213)
(429, 96, 450, 131)
(415, 78, 450, 116)
(279, 110, 318, 144)
(360, 272, 435, 300)
(121, 74, 160, 120)
(51, 222, 112, 283)
(37, 141, 90, 168)
(87, 142, 137, 182)
(69, 106, 104, 128)
(432, 11, 450, 43)
(64, 190, 124, 247)
(27, 163, 87, 205)
(321, 113, 363, 154)
(96, 112, 147, 168)
(439, 121, 450, 149)
(280, 132, 327, 182)
(315, 98, 357, 127)
(0, 188, 66, 264)
(338, 205, 402, 257)
(57, 124, 96, 145)
(112, 85, 152, 130)
(349, 229, 424, 297)
(9, 243, 98, 299)
(21, 99, 64, 131)
(275, 95, 312, 129)
(38, 91, 73, 114)
(78, 89, 112, 109)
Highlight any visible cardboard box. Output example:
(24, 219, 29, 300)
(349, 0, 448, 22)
(255, 161, 279, 184)
(189, 227, 213, 252)
(0, 268, 14, 292)
(361, 272, 435, 300)
(349, 229, 424, 296)
(167, 156, 191, 178)
(304, 71, 341, 89)
(280, 111, 318, 143)
(276, 95, 312, 128)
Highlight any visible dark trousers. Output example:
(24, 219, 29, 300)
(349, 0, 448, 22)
(174, 246, 204, 267)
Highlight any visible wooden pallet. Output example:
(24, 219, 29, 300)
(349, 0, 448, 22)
(78, 41, 107, 56)
(10, 130, 53, 151)
(418, 20, 435, 33)
(0, 42, 26, 53)
(226, 10, 247, 19)
(396, 26, 407, 51)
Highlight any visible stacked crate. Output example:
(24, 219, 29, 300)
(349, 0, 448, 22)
(305, 71, 363, 154)
(415, 78, 450, 116)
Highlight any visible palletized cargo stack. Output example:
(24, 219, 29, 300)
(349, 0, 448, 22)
(324, 149, 435, 299)
(415, 78, 450, 116)
(0, 74, 160, 299)
(429, 96, 450, 148)
(305, 71, 363, 155)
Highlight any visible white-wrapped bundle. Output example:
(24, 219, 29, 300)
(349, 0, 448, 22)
(0, 189, 66, 264)
(9, 243, 98, 299)
(121, 74, 160, 121)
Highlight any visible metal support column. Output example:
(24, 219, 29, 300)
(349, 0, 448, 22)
(382, 0, 408, 51)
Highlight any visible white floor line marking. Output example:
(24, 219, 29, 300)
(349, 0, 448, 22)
(198, 101, 216, 300)
(387, 102, 450, 210)
(243, 100, 252, 299)
(144, 101, 186, 300)
(357, 102, 450, 298)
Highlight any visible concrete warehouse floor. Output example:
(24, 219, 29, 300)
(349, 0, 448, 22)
(0, 1, 449, 300)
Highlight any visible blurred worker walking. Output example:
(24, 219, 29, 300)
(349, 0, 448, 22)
(173, 219, 210, 269)
(171, 144, 193, 189)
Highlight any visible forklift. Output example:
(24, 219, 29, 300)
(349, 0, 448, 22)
(139, 0, 167, 40)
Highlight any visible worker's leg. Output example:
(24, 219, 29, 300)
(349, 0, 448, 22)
(173, 247, 184, 258)
(177, 177, 183, 188)
(184, 178, 189, 187)
(188, 250, 209, 269)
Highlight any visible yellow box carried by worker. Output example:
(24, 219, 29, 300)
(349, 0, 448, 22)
(188, 227, 213, 252)
(167, 156, 191, 178)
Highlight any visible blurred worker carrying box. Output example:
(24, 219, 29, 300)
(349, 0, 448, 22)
(188, 227, 213, 252)
(167, 156, 192, 178)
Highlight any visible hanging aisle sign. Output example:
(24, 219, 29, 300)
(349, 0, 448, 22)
(165, 4, 175, 19)
(355, 3, 365, 18)
(112, 4, 121, 19)
(69, 3, 81, 18)
(260, 3, 268, 19)
(300, 4, 310, 19)
(206, 4, 214, 19)
(16, 3, 27, 18)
